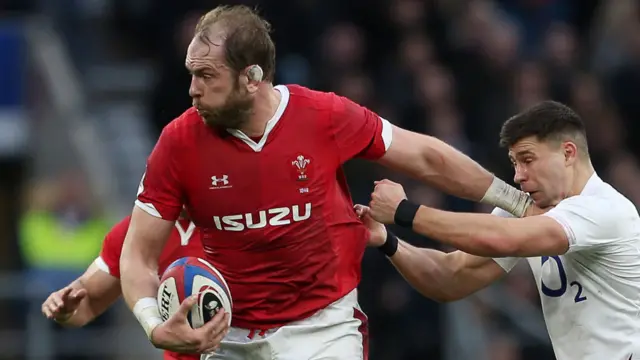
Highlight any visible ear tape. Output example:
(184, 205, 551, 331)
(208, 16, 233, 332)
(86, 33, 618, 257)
(247, 65, 263, 82)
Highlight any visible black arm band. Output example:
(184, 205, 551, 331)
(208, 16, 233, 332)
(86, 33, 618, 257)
(394, 199, 420, 228)
(378, 229, 399, 257)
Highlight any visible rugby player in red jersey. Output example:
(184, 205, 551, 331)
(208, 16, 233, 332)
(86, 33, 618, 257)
(42, 213, 201, 360)
(120, 5, 535, 359)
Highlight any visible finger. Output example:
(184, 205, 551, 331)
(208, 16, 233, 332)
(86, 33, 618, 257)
(202, 344, 220, 355)
(44, 304, 58, 318)
(175, 295, 197, 319)
(48, 301, 60, 311)
(70, 288, 88, 301)
(205, 325, 228, 353)
(201, 308, 227, 335)
(220, 314, 230, 337)
(362, 212, 376, 223)
(59, 287, 73, 300)
(42, 304, 53, 318)
(51, 293, 65, 308)
(42, 297, 53, 312)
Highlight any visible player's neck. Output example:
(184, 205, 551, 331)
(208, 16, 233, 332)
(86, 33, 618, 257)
(239, 83, 281, 138)
(570, 161, 595, 197)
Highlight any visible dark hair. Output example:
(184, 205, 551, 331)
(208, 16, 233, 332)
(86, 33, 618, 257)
(499, 100, 588, 153)
(195, 5, 276, 81)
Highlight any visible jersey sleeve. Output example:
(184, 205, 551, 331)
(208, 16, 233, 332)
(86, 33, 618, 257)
(490, 207, 521, 272)
(135, 123, 184, 221)
(543, 195, 624, 252)
(328, 93, 393, 163)
(94, 217, 131, 279)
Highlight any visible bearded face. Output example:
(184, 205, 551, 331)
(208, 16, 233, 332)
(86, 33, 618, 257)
(195, 77, 254, 130)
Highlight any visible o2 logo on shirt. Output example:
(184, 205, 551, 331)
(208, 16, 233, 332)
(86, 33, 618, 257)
(540, 255, 587, 303)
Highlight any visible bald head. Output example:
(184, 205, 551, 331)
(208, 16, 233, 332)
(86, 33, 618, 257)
(191, 5, 276, 81)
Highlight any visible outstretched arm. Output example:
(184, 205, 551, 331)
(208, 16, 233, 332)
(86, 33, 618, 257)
(408, 206, 568, 257)
(368, 180, 568, 257)
(325, 94, 531, 217)
(378, 126, 531, 216)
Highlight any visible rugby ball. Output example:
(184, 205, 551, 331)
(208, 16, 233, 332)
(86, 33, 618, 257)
(157, 257, 232, 328)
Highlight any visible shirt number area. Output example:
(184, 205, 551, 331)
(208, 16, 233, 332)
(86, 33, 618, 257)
(540, 255, 587, 303)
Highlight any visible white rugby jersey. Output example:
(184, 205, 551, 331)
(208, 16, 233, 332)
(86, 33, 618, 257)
(492, 173, 640, 360)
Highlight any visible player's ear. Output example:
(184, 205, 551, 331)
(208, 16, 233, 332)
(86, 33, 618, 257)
(563, 141, 578, 166)
(242, 65, 262, 94)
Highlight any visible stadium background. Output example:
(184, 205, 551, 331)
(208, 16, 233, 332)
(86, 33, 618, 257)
(0, 0, 637, 359)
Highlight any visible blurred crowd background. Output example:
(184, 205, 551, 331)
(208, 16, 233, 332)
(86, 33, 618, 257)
(0, 0, 638, 359)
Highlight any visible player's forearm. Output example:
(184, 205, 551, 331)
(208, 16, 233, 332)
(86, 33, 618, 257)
(120, 257, 160, 310)
(418, 137, 531, 217)
(120, 254, 163, 340)
(120, 208, 164, 311)
(411, 206, 517, 257)
(389, 240, 464, 302)
(416, 136, 493, 201)
(120, 208, 174, 340)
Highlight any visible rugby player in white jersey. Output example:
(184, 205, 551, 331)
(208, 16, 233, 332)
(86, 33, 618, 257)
(359, 100, 640, 360)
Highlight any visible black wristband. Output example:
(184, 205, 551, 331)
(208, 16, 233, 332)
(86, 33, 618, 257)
(394, 199, 420, 228)
(378, 229, 399, 257)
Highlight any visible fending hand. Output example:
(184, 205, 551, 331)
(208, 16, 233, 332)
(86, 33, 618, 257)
(368, 179, 407, 224)
(354, 204, 387, 247)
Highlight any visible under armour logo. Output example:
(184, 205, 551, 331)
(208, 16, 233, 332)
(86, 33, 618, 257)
(211, 175, 230, 188)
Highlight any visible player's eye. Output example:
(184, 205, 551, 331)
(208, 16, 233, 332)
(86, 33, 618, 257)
(189, 70, 215, 80)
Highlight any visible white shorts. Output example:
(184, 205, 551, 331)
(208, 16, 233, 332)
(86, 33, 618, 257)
(202, 289, 368, 360)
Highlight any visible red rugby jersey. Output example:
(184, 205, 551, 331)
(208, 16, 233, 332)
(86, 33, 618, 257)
(135, 84, 393, 329)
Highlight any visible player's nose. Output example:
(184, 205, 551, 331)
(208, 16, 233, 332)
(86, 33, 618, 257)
(189, 77, 203, 98)
(513, 167, 526, 184)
